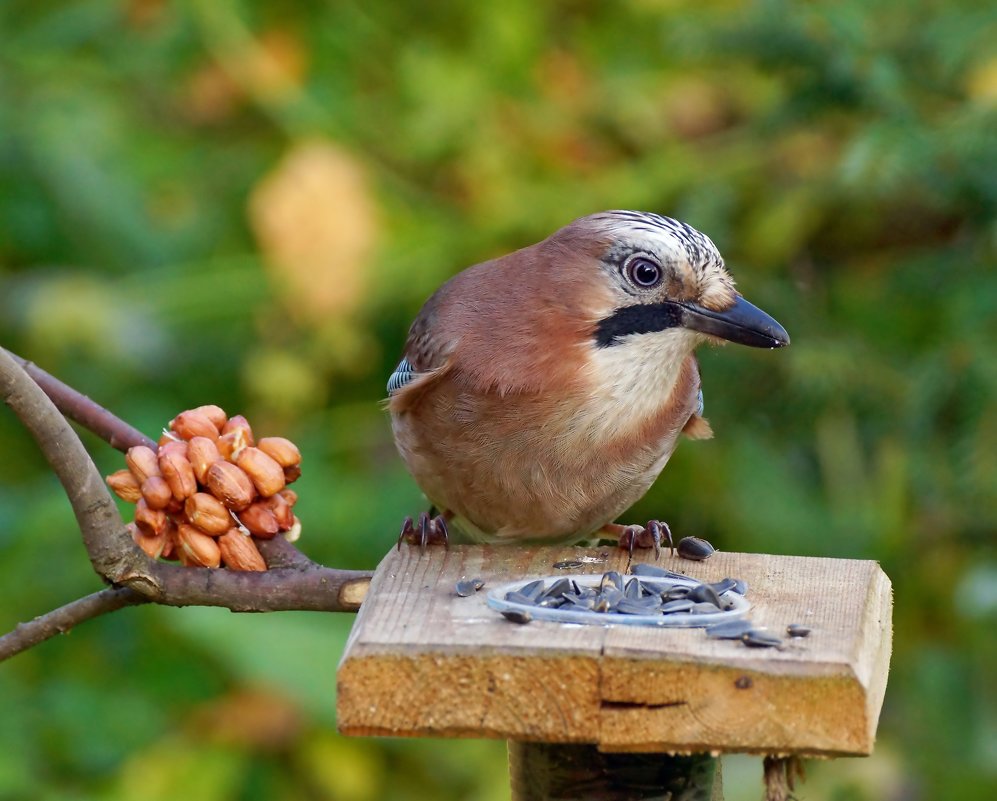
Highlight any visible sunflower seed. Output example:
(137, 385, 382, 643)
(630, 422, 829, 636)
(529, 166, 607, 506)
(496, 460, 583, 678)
(688, 583, 723, 607)
(631, 579, 674, 596)
(705, 620, 755, 639)
(742, 630, 783, 648)
(599, 586, 624, 608)
(677, 536, 715, 561)
(562, 593, 595, 610)
(543, 577, 573, 600)
(616, 599, 660, 615)
(519, 580, 546, 601)
(632, 563, 689, 580)
(455, 579, 482, 597)
(600, 571, 623, 592)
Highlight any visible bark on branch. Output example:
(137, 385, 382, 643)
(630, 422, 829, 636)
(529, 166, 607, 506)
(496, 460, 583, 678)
(0, 587, 148, 661)
(0, 347, 374, 661)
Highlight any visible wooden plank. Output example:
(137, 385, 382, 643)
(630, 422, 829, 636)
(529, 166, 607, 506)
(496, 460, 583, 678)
(337, 545, 892, 756)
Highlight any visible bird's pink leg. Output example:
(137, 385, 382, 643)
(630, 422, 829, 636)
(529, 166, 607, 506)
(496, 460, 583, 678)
(397, 511, 450, 551)
(601, 520, 674, 560)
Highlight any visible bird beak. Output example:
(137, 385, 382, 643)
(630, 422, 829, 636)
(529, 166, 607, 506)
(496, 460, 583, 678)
(678, 295, 790, 348)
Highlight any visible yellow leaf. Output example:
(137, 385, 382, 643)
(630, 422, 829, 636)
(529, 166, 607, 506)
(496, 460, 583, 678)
(662, 77, 732, 140)
(249, 139, 379, 324)
(186, 687, 303, 750)
(296, 731, 384, 801)
(251, 29, 308, 101)
(966, 57, 997, 106)
(242, 347, 326, 415)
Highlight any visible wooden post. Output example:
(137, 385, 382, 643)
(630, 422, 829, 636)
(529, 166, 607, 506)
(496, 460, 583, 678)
(337, 545, 892, 797)
(508, 742, 722, 801)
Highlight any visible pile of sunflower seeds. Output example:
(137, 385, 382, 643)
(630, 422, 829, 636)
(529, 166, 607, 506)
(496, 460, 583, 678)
(501, 564, 743, 619)
(464, 563, 815, 649)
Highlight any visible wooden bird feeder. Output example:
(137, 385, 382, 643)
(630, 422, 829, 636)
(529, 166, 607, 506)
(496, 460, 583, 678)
(337, 546, 893, 800)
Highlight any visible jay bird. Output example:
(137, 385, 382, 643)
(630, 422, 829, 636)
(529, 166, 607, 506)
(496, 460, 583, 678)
(387, 210, 789, 553)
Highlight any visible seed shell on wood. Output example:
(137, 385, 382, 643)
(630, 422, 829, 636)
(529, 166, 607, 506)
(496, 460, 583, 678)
(742, 629, 784, 648)
(705, 619, 755, 640)
(677, 536, 715, 561)
(455, 579, 482, 597)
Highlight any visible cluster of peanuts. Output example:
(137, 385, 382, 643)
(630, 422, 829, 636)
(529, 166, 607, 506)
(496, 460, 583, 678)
(105, 405, 301, 571)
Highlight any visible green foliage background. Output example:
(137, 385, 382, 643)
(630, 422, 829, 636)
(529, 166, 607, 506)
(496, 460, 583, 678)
(1, 1, 995, 799)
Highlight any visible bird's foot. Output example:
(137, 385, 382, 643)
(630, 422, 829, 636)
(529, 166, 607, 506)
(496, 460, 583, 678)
(603, 520, 674, 561)
(397, 511, 449, 551)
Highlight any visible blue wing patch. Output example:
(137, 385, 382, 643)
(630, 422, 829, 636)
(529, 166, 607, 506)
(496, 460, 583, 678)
(387, 357, 418, 395)
(696, 388, 704, 417)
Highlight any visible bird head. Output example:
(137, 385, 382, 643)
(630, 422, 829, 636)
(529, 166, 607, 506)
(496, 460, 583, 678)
(549, 210, 790, 353)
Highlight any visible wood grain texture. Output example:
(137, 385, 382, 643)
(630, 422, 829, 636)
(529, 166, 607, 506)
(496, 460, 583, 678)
(337, 545, 892, 756)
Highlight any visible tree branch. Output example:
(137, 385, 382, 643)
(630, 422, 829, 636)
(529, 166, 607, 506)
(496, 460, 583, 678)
(0, 587, 149, 661)
(0, 346, 374, 661)
(5, 350, 156, 451)
(0, 346, 135, 580)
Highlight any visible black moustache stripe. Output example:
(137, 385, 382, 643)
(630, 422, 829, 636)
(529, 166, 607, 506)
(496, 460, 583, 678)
(594, 302, 684, 347)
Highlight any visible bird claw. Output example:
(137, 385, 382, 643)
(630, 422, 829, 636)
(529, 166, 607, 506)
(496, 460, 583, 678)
(616, 520, 674, 560)
(397, 512, 449, 551)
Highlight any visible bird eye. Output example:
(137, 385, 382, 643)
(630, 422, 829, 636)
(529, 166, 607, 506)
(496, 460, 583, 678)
(624, 256, 662, 288)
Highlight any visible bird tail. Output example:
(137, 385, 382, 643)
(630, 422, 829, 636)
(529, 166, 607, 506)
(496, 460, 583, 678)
(682, 414, 713, 440)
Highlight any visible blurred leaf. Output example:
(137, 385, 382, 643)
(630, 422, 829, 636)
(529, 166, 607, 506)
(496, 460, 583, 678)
(965, 56, 997, 106)
(249, 139, 379, 325)
(296, 731, 385, 801)
(110, 738, 246, 801)
(241, 346, 327, 417)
